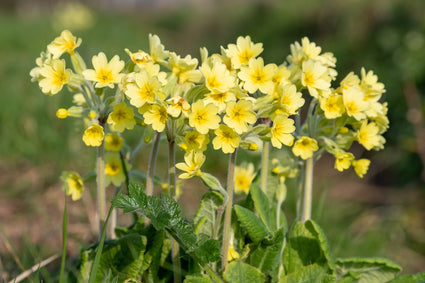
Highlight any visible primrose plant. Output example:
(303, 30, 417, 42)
(30, 30, 419, 283)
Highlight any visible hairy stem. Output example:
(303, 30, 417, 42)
(221, 149, 238, 271)
(301, 157, 314, 222)
(146, 132, 161, 197)
(260, 141, 269, 194)
(168, 140, 181, 283)
(96, 137, 106, 240)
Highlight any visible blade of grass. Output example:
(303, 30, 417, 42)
(0, 228, 31, 281)
(59, 194, 68, 283)
(8, 254, 59, 283)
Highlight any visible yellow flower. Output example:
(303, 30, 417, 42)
(167, 96, 190, 118)
(149, 34, 170, 64)
(226, 35, 263, 69)
(319, 94, 345, 119)
(169, 52, 201, 84)
(125, 48, 152, 65)
(60, 171, 84, 201)
(176, 150, 206, 179)
(107, 102, 136, 133)
(83, 52, 124, 88)
(271, 65, 291, 90)
(301, 59, 331, 98)
(228, 244, 240, 262)
(277, 84, 305, 116)
(352, 159, 371, 178)
(292, 136, 318, 160)
(360, 68, 385, 101)
(143, 104, 168, 132)
(200, 61, 235, 94)
(82, 124, 104, 147)
(212, 124, 241, 154)
(56, 108, 68, 119)
(338, 72, 360, 92)
(38, 59, 72, 95)
(204, 90, 237, 113)
(223, 100, 257, 134)
(104, 133, 123, 151)
(47, 30, 82, 58)
(342, 87, 368, 121)
(288, 37, 322, 65)
(334, 151, 354, 172)
(357, 121, 385, 150)
(188, 100, 220, 134)
(180, 130, 209, 152)
(238, 57, 276, 94)
(234, 163, 256, 195)
(104, 152, 129, 187)
(271, 114, 296, 149)
(125, 71, 166, 108)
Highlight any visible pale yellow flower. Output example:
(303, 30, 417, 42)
(271, 114, 296, 149)
(179, 130, 210, 152)
(334, 151, 354, 172)
(223, 100, 257, 134)
(226, 35, 263, 69)
(47, 30, 82, 58)
(360, 68, 385, 101)
(228, 244, 240, 262)
(301, 59, 331, 98)
(212, 124, 241, 154)
(188, 100, 220, 134)
(288, 37, 322, 65)
(319, 94, 345, 119)
(292, 136, 319, 160)
(107, 102, 136, 133)
(125, 48, 152, 65)
(143, 104, 168, 132)
(234, 163, 256, 195)
(277, 84, 305, 116)
(149, 34, 170, 64)
(204, 90, 237, 113)
(238, 57, 276, 94)
(82, 124, 104, 147)
(104, 133, 124, 151)
(342, 87, 368, 121)
(61, 171, 84, 201)
(169, 52, 201, 84)
(176, 150, 206, 179)
(200, 61, 235, 93)
(38, 59, 72, 95)
(357, 121, 385, 150)
(167, 96, 190, 118)
(125, 71, 166, 108)
(104, 152, 129, 187)
(83, 52, 124, 88)
(352, 159, 371, 178)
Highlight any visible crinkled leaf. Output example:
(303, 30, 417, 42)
(193, 191, 224, 237)
(250, 184, 272, 231)
(279, 264, 335, 283)
(184, 274, 214, 283)
(390, 271, 425, 283)
(114, 183, 147, 213)
(223, 260, 266, 283)
(234, 205, 268, 244)
(283, 220, 335, 275)
(336, 257, 402, 283)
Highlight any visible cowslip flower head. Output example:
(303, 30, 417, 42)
(200, 61, 235, 94)
(83, 52, 124, 88)
(270, 114, 296, 149)
(82, 124, 104, 147)
(60, 171, 84, 201)
(223, 100, 257, 134)
(104, 133, 124, 151)
(180, 130, 210, 152)
(238, 57, 276, 94)
(319, 93, 345, 119)
(125, 71, 165, 108)
(343, 87, 368, 121)
(301, 59, 331, 98)
(188, 100, 220, 134)
(143, 103, 168, 132)
(334, 151, 354, 172)
(357, 121, 385, 150)
(226, 35, 263, 69)
(104, 152, 129, 187)
(292, 136, 319, 160)
(352, 158, 371, 178)
(212, 124, 241, 154)
(107, 102, 136, 133)
(234, 163, 256, 195)
(47, 30, 82, 58)
(38, 59, 72, 95)
(176, 150, 206, 179)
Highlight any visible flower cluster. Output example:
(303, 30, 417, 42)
(31, 31, 389, 199)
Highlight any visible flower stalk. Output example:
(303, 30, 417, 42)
(260, 141, 269, 195)
(96, 131, 106, 239)
(301, 157, 314, 222)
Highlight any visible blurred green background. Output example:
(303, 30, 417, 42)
(0, 0, 424, 280)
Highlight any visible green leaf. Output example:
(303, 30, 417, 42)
(250, 184, 272, 231)
(279, 264, 335, 283)
(79, 234, 147, 283)
(249, 228, 285, 275)
(336, 257, 402, 283)
(199, 172, 228, 200)
(283, 220, 335, 275)
(184, 274, 214, 283)
(390, 271, 425, 283)
(223, 260, 266, 283)
(193, 191, 224, 237)
(234, 205, 268, 244)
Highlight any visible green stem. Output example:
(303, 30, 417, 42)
(301, 157, 314, 222)
(221, 149, 238, 271)
(59, 194, 67, 283)
(168, 140, 181, 283)
(109, 187, 120, 239)
(260, 141, 269, 194)
(146, 132, 161, 197)
(96, 137, 106, 240)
